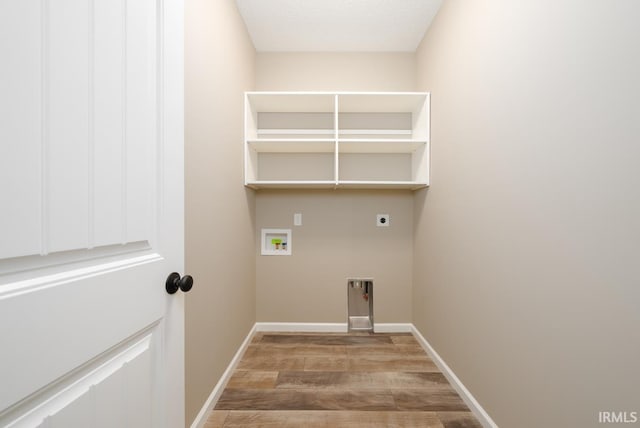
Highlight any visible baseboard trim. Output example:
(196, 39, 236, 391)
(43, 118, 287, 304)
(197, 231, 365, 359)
(410, 325, 498, 428)
(254, 322, 413, 333)
(255, 322, 348, 332)
(190, 323, 257, 428)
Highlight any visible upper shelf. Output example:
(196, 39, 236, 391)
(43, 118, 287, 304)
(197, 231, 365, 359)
(257, 129, 334, 136)
(245, 91, 428, 113)
(255, 129, 415, 139)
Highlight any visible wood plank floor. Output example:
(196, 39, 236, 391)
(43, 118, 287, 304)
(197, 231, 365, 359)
(204, 332, 482, 428)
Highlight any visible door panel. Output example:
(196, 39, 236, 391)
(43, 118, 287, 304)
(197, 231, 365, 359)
(0, 2, 42, 259)
(93, 0, 125, 249)
(0, 0, 184, 426)
(1, 0, 158, 259)
(124, 0, 156, 245)
(5, 329, 158, 428)
(47, 0, 90, 253)
(0, 259, 163, 411)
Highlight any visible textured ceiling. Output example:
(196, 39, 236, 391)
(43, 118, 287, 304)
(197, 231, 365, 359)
(235, 0, 443, 52)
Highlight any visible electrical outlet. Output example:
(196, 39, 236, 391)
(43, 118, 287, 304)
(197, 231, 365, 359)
(376, 214, 390, 227)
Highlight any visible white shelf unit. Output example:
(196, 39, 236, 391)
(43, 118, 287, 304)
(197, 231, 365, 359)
(244, 92, 429, 190)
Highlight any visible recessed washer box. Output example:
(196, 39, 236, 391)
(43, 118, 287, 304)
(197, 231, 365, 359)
(261, 228, 292, 255)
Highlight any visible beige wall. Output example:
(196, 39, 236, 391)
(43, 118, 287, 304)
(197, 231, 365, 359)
(414, 1, 640, 427)
(184, 0, 255, 425)
(256, 190, 413, 323)
(255, 53, 416, 324)
(256, 52, 416, 92)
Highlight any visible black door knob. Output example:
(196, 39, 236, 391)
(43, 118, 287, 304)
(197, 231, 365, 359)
(166, 272, 194, 294)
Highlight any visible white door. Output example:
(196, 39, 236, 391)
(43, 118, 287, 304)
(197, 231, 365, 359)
(0, 0, 185, 427)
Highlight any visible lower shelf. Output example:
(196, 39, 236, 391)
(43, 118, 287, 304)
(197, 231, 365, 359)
(246, 180, 428, 190)
(338, 181, 428, 190)
(246, 180, 336, 189)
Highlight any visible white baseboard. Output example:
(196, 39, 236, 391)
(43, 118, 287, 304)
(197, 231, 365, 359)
(255, 322, 414, 333)
(255, 322, 348, 332)
(190, 323, 257, 428)
(410, 325, 498, 428)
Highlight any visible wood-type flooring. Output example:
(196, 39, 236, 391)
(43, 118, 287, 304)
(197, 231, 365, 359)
(205, 332, 482, 427)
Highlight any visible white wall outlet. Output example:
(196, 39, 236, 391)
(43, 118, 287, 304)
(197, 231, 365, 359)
(294, 213, 302, 226)
(376, 214, 390, 227)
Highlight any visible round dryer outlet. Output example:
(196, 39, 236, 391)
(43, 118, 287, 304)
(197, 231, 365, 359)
(376, 214, 390, 227)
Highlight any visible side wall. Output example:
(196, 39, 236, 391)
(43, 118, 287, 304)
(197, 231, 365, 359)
(414, 1, 640, 427)
(184, 0, 255, 425)
(255, 53, 416, 324)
